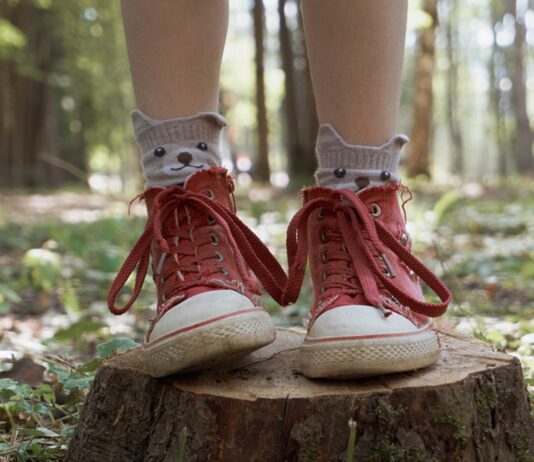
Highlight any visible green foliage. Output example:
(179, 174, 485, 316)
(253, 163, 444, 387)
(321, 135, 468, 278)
(96, 337, 140, 358)
(0, 337, 139, 461)
(0, 18, 26, 58)
(51, 320, 107, 343)
(20, 248, 62, 292)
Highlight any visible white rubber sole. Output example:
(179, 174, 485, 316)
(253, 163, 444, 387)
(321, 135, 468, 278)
(141, 308, 276, 378)
(299, 327, 440, 379)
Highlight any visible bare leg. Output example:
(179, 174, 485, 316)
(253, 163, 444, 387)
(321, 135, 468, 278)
(121, 0, 229, 118)
(301, 0, 408, 145)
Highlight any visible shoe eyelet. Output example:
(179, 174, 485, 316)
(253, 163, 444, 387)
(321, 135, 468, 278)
(378, 253, 396, 278)
(321, 272, 328, 281)
(321, 249, 328, 263)
(400, 232, 409, 246)
(220, 266, 229, 276)
(210, 233, 220, 245)
(320, 287, 326, 294)
(215, 251, 224, 262)
(341, 243, 348, 253)
(206, 189, 215, 199)
(320, 230, 329, 243)
(409, 269, 417, 281)
(207, 214, 217, 226)
(317, 208, 325, 220)
(370, 203, 381, 218)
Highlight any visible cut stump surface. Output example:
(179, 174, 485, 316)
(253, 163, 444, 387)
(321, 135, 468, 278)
(67, 329, 534, 462)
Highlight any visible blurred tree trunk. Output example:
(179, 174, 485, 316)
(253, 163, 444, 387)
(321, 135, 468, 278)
(295, 3, 318, 179)
(489, 0, 509, 176)
(0, 0, 88, 189)
(252, 0, 270, 183)
(278, 0, 300, 176)
(405, 0, 438, 178)
(278, 0, 317, 185)
(506, 0, 533, 173)
(445, 0, 464, 177)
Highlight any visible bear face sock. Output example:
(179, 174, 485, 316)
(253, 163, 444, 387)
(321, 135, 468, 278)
(132, 109, 227, 189)
(314, 124, 409, 192)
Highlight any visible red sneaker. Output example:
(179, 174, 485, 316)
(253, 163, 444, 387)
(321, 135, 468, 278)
(284, 184, 451, 378)
(108, 168, 287, 377)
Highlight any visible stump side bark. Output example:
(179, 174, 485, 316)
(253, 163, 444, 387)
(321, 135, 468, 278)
(67, 329, 534, 462)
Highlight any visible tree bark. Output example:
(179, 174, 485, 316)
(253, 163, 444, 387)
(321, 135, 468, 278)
(405, 0, 438, 178)
(252, 0, 271, 183)
(67, 329, 534, 462)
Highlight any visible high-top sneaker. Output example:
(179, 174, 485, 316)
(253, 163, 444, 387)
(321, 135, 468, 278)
(108, 168, 286, 377)
(284, 184, 451, 378)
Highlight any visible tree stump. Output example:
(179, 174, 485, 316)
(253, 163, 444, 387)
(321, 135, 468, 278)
(67, 329, 534, 462)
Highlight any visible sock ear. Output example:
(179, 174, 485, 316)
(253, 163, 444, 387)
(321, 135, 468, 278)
(317, 124, 345, 148)
(380, 134, 409, 153)
(200, 113, 227, 129)
(131, 109, 159, 133)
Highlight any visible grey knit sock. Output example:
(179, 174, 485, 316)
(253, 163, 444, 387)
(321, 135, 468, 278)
(132, 109, 227, 189)
(315, 124, 409, 192)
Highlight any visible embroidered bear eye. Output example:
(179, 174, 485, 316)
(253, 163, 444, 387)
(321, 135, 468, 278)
(154, 146, 166, 157)
(196, 142, 208, 152)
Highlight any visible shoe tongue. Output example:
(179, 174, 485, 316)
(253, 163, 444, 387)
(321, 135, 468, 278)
(143, 167, 234, 214)
(184, 167, 234, 210)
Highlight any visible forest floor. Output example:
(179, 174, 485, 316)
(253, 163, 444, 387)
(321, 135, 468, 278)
(0, 178, 533, 460)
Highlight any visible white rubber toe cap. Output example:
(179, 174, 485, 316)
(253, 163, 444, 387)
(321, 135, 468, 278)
(307, 305, 419, 340)
(148, 290, 256, 343)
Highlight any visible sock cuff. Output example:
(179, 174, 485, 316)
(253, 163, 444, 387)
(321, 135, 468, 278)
(315, 124, 408, 171)
(132, 109, 227, 153)
(314, 124, 409, 190)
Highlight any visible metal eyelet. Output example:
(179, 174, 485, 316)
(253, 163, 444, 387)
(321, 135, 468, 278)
(370, 203, 381, 218)
(409, 269, 417, 281)
(317, 208, 325, 220)
(207, 214, 217, 226)
(400, 232, 409, 246)
(341, 243, 348, 253)
(320, 287, 326, 294)
(206, 189, 215, 199)
(210, 233, 219, 245)
(215, 251, 224, 262)
(321, 249, 328, 263)
(378, 253, 396, 278)
(220, 267, 229, 276)
(321, 272, 328, 281)
(320, 230, 329, 243)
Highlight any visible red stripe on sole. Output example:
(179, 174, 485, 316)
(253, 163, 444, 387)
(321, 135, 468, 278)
(302, 322, 434, 344)
(144, 307, 265, 348)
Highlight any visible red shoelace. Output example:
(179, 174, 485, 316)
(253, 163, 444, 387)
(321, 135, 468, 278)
(282, 188, 452, 317)
(108, 186, 288, 315)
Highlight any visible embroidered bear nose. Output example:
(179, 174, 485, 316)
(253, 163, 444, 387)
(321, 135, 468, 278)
(177, 152, 192, 164)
